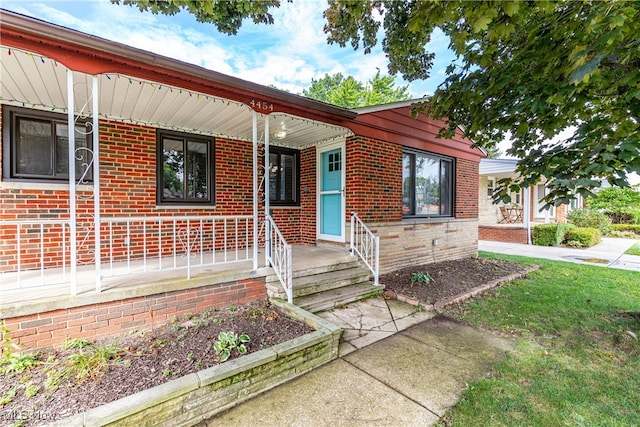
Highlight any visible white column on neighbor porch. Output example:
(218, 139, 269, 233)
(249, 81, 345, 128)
(524, 186, 532, 244)
(92, 76, 102, 292)
(252, 111, 259, 271)
(264, 117, 271, 268)
(67, 70, 77, 295)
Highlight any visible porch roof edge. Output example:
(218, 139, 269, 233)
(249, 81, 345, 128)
(0, 9, 358, 121)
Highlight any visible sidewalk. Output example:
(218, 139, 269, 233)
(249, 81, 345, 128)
(202, 297, 513, 426)
(479, 237, 640, 272)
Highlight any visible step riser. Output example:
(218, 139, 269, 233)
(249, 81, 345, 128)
(264, 259, 361, 282)
(267, 271, 371, 298)
(300, 286, 384, 313)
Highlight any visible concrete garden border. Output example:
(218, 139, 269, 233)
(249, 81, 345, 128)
(46, 299, 342, 427)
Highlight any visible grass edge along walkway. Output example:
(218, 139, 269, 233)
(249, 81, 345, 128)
(625, 240, 640, 256)
(439, 252, 640, 427)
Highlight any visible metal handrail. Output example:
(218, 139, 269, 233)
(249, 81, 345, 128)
(350, 212, 380, 285)
(265, 215, 293, 303)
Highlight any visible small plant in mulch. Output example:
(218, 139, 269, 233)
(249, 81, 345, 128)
(213, 331, 250, 362)
(410, 271, 433, 286)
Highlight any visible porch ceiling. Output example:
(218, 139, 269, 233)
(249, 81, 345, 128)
(0, 46, 352, 149)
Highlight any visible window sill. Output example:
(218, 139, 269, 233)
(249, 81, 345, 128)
(0, 181, 93, 192)
(401, 216, 456, 224)
(155, 205, 217, 210)
(270, 205, 302, 210)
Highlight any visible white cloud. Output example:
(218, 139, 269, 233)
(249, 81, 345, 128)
(2, 0, 450, 96)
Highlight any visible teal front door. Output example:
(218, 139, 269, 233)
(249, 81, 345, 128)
(319, 147, 344, 241)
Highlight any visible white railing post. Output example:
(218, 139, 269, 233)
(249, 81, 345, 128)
(67, 70, 77, 296)
(350, 213, 355, 256)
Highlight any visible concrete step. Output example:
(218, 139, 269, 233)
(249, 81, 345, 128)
(266, 266, 372, 299)
(264, 257, 360, 283)
(295, 282, 385, 313)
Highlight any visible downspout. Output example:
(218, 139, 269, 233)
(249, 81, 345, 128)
(93, 76, 101, 292)
(67, 71, 77, 295)
(252, 111, 258, 271)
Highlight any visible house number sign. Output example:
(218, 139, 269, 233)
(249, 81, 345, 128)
(250, 99, 275, 112)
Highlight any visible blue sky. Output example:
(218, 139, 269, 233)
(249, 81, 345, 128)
(2, 0, 455, 97)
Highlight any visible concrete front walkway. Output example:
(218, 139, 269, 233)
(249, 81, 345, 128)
(202, 297, 513, 426)
(479, 237, 640, 272)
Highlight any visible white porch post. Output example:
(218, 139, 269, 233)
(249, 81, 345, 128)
(252, 112, 258, 271)
(67, 71, 77, 295)
(264, 118, 270, 267)
(92, 76, 102, 291)
(524, 186, 532, 244)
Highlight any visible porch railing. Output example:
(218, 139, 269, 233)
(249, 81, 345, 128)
(350, 212, 380, 286)
(265, 215, 293, 303)
(0, 215, 254, 293)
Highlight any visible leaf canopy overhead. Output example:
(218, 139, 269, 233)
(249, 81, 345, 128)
(115, 0, 640, 206)
(324, 0, 640, 206)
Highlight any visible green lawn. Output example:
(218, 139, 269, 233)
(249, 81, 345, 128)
(625, 241, 640, 256)
(440, 252, 640, 427)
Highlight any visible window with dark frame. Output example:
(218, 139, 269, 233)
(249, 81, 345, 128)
(157, 129, 214, 205)
(402, 149, 454, 218)
(268, 146, 300, 206)
(2, 105, 93, 182)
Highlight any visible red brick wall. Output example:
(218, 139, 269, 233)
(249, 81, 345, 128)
(478, 226, 529, 244)
(455, 158, 479, 219)
(0, 116, 260, 272)
(346, 136, 403, 223)
(3, 277, 266, 351)
(345, 135, 479, 223)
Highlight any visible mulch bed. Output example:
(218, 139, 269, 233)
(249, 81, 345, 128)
(380, 257, 531, 306)
(0, 300, 313, 426)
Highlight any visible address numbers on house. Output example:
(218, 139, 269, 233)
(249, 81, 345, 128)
(250, 99, 274, 112)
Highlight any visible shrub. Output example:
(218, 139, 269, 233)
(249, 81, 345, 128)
(608, 224, 640, 238)
(532, 223, 575, 246)
(586, 187, 640, 224)
(567, 208, 611, 234)
(565, 227, 602, 248)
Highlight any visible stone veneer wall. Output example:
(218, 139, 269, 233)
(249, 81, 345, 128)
(356, 218, 479, 274)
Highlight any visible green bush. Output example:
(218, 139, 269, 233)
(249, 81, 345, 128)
(608, 224, 640, 237)
(532, 223, 575, 246)
(565, 227, 602, 247)
(586, 187, 640, 224)
(567, 208, 611, 234)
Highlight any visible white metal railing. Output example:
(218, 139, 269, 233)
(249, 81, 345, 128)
(0, 219, 72, 290)
(350, 212, 380, 286)
(265, 215, 293, 303)
(0, 215, 254, 293)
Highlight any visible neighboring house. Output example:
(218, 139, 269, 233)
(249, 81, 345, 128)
(479, 158, 583, 243)
(0, 10, 484, 350)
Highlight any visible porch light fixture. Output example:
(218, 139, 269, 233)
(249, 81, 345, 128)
(273, 122, 288, 140)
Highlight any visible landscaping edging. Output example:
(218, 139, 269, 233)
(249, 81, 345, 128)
(396, 266, 540, 310)
(45, 299, 342, 427)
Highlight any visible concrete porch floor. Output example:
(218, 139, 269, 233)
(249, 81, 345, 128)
(0, 244, 353, 310)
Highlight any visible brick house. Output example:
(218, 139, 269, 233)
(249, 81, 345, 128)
(0, 10, 484, 350)
(479, 158, 584, 244)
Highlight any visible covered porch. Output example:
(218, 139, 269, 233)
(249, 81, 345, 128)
(0, 11, 381, 324)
